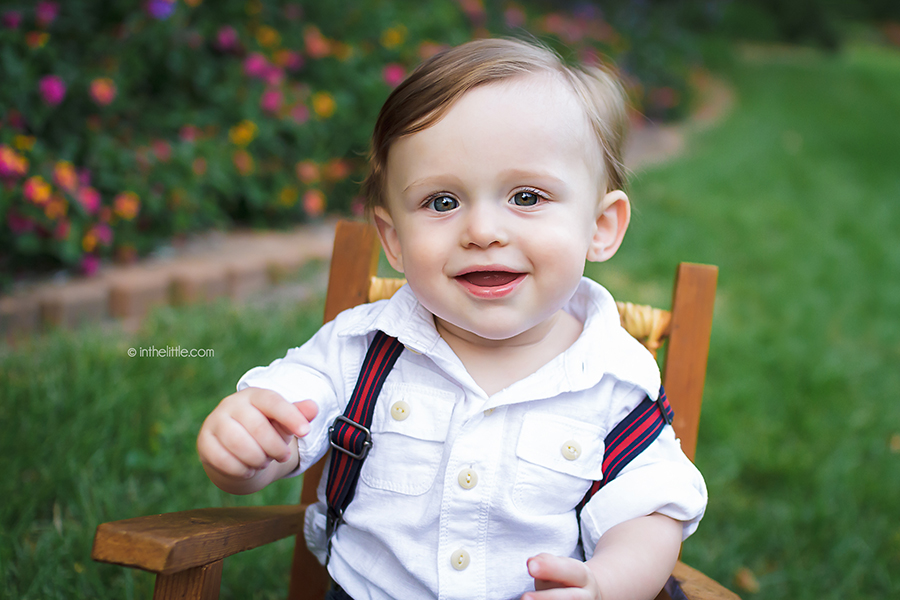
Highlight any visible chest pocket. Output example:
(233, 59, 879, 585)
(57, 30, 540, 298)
(360, 382, 456, 495)
(512, 412, 605, 515)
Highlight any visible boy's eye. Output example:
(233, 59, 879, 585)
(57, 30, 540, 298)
(511, 191, 540, 206)
(428, 196, 459, 212)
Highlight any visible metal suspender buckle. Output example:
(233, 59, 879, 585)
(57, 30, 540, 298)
(328, 415, 373, 460)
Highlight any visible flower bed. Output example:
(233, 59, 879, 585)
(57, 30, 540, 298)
(0, 0, 705, 283)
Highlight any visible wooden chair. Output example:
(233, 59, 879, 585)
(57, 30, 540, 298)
(92, 220, 738, 600)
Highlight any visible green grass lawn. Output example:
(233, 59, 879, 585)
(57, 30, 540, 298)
(3, 41, 900, 599)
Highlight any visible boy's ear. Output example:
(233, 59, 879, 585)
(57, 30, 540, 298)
(586, 190, 631, 263)
(373, 206, 405, 273)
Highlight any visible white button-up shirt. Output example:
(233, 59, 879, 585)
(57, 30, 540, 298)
(238, 278, 707, 600)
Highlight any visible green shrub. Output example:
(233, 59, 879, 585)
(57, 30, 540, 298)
(0, 0, 706, 283)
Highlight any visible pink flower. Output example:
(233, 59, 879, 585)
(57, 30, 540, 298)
(260, 88, 283, 114)
(2, 11, 22, 29)
(243, 53, 269, 79)
(264, 66, 285, 86)
(382, 63, 406, 87)
(89, 78, 117, 106)
(304, 26, 330, 59)
(80, 254, 100, 276)
(53, 219, 70, 240)
(291, 104, 310, 125)
(53, 161, 78, 193)
(179, 125, 199, 142)
(78, 168, 91, 187)
(93, 223, 113, 245)
(152, 139, 172, 162)
(504, 5, 527, 28)
(24, 175, 52, 205)
(77, 187, 101, 214)
(216, 25, 238, 51)
(35, 2, 59, 28)
(39, 75, 66, 106)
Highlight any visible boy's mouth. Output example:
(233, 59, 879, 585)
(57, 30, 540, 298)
(454, 268, 526, 298)
(457, 271, 522, 287)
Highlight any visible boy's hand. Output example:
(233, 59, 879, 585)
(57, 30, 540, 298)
(197, 387, 318, 482)
(523, 553, 601, 600)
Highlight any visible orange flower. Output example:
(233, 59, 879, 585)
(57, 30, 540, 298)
(323, 158, 350, 182)
(44, 195, 67, 220)
(304, 26, 330, 59)
(295, 160, 320, 184)
(303, 189, 325, 217)
(113, 191, 140, 220)
(89, 78, 117, 106)
(53, 161, 78, 193)
(312, 92, 336, 119)
(82, 230, 98, 252)
(23, 176, 52, 205)
(232, 149, 255, 175)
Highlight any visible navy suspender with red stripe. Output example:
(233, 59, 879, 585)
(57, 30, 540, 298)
(324, 331, 675, 558)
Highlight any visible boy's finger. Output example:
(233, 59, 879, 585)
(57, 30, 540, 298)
(294, 399, 319, 424)
(236, 407, 293, 462)
(251, 393, 312, 438)
(217, 417, 272, 468)
(198, 431, 256, 479)
(527, 554, 590, 589)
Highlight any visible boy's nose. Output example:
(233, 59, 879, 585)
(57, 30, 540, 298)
(461, 203, 508, 248)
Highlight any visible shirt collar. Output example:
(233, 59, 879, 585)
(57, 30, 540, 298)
(336, 278, 661, 400)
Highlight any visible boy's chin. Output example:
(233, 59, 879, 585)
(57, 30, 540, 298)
(433, 315, 547, 346)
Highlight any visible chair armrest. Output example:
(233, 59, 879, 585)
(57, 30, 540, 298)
(91, 505, 307, 576)
(669, 561, 741, 600)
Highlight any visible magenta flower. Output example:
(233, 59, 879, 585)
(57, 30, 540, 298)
(80, 254, 100, 276)
(39, 75, 66, 106)
(1, 10, 22, 29)
(93, 223, 113, 245)
(35, 2, 59, 28)
(243, 53, 269, 79)
(145, 0, 176, 20)
(291, 104, 310, 125)
(216, 25, 238, 51)
(382, 63, 406, 87)
(53, 219, 70, 240)
(77, 187, 101, 214)
(260, 88, 283, 114)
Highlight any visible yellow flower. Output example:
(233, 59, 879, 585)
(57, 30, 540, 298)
(255, 25, 281, 48)
(312, 92, 336, 119)
(279, 186, 298, 207)
(332, 42, 354, 62)
(381, 25, 407, 49)
(14, 135, 36, 151)
(24, 176, 52, 205)
(82, 231, 98, 252)
(229, 120, 258, 146)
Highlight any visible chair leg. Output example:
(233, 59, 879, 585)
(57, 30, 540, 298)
(153, 560, 223, 600)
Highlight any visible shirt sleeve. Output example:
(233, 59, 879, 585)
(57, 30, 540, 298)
(578, 398, 708, 559)
(236, 317, 355, 478)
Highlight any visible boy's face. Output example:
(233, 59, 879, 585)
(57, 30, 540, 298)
(375, 73, 629, 344)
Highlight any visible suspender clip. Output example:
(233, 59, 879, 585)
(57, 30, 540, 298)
(328, 415, 373, 460)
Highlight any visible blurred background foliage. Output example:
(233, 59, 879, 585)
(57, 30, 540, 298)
(0, 0, 708, 284)
(3, 0, 898, 284)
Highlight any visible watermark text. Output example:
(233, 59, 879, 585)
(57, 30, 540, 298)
(128, 345, 214, 358)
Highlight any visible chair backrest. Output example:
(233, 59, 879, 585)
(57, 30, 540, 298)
(287, 220, 718, 600)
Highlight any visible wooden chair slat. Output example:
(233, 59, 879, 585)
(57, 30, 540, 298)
(153, 560, 222, 600)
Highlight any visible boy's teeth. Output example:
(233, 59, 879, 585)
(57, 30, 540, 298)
(460, 271, 519, 287)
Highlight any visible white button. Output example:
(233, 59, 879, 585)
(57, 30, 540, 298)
(390, 400, 410, 421)
(457, 468, 478, 489)
(450, 548, 470, 571)
(561, 440, 582, 460)
(483, 408, 494, 416)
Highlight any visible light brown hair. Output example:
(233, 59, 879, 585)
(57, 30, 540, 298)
(362, 37, 629, 213)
